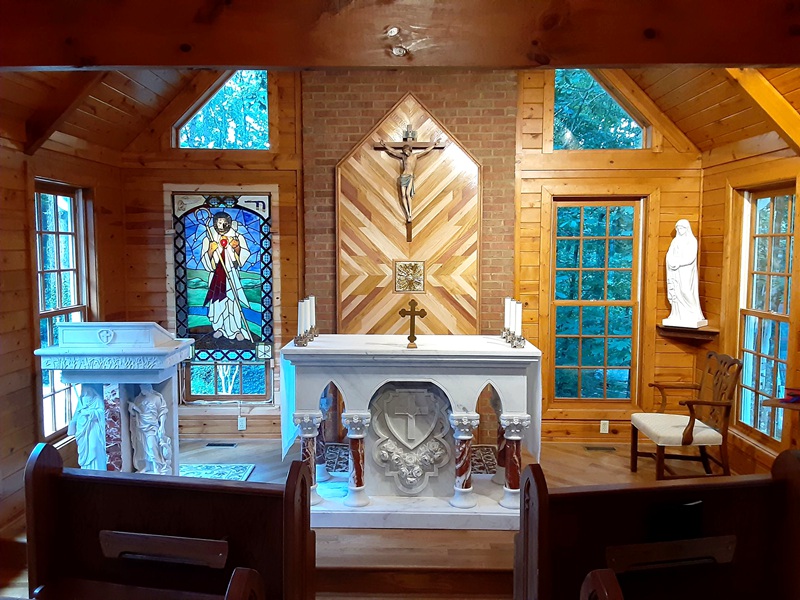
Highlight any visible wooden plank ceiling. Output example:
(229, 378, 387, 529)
(624, 67, 774, 151)
(0, 69, 198, 151)
(2, 67, 800, 153)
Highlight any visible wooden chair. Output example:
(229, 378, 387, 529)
(514, 450, 800, 600)
(630, 351, 742, 479)
(25, 443, 315, 600)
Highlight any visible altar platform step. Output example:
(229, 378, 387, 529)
(316, 527, 514, 599)
(315, 568, 512, 599)
(313, 472, 519, 530)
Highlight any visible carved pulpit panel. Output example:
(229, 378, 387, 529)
(336, 93, 481, 335)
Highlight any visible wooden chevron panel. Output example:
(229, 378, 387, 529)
(336, 94, 481, 334)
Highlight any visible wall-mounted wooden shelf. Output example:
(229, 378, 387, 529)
(763, 399, 800, 412)
(656, 325, 720, 343)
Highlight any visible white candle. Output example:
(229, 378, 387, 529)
(515, 301, 523, 338)
(303, 299, 311, 334)
(504, 297, 511, 331)
(309, 295, 316, 330)
(297, 301, 304, 337)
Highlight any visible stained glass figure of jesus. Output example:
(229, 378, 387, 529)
(201, 211, 253, 342)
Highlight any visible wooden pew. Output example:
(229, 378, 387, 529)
(25, 443, 314, 600)
(514, 450, 800, 600)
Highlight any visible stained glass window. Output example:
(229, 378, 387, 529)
(173, 194, 273, 400)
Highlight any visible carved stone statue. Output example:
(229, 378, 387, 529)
(67, 385, 107, 470)
(129, 383, 172, 474)
(663, 219, 708, 328)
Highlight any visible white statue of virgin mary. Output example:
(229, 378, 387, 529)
(663, 219, 708, 328)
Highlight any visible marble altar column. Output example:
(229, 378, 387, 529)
(491, 422, 506, 485)
(449, 412, 480, 509)
(294, 411, 324, 505)
(315, 422, 331, 482)
(103, 384, 123, 471)
(499, 414, 531, 509)
(342, 412, 371, 507)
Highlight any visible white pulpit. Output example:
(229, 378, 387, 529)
(34, 322, 193, 475)
(280, 334, 541, 525)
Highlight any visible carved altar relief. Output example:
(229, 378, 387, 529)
(336, 93, 481, 336)
(368, 384, 453, 496)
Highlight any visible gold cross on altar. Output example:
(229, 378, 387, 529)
(399, 299, 427, 348)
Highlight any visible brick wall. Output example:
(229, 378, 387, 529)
(302, 70, 518, 334)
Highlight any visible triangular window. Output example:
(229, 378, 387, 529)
(554, 70, 643, 150)
(179, 70, 270, 150)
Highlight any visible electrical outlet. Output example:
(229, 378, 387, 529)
(237, 416, 247, 431)
(600, 420, 609, 434)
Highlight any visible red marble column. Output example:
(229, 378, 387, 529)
(496, 423, 507, 469)
(294, 412, 323, 505)
(450, 413, 479, 509)
(349, 437, 365, 489)
(342, 412, 370, 507)
(301, 435, 317, 486)
(103, 383, 122, 471)
(499, 414, 531, 509)
(454, 437, 473, 489)
(504, 438, 522, 490)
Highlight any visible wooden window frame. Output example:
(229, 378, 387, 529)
(34, 180, 91, 440)
(736, 187, 795, 447)
(172, 70, 279, 153)
(550, 197, 643, 406)
(552, 69, 649, 151)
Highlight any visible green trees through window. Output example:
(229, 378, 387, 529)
(554, 70, 644, 150)
(35, 187, 87, 437)
(552, 201, 640, 401)
(179, 70, 270, 150)
(739, 190, 795, 442)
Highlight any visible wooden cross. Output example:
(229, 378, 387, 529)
(398, 299, 427, 348)
(374, 126, 445, 242)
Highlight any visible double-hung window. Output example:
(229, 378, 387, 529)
(35, 182, 89, 438)
(738, 188, 795, 444)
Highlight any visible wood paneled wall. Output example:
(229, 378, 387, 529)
(517, 70, 704, 442)
(700, 131, 800, 472)
(336, 94, 481, 335)
(0, 121, 124, 527)
(120, 71, 303, 439)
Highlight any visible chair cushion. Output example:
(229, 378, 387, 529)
(631, 413, 723, 446)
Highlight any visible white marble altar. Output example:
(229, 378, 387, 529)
(280, 334, 541, 512)
(35, 322, 193, 475)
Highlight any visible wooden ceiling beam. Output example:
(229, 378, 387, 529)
(725, 68, 800, 156)
(24, 71, 105, 155)
(591, 69, 699, 154)
(2, 1, 800, 71)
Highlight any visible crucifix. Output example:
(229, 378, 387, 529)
(393, 396, 429, 441)
(398, 299, 427, 348)
(374, 125, 445, 242)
